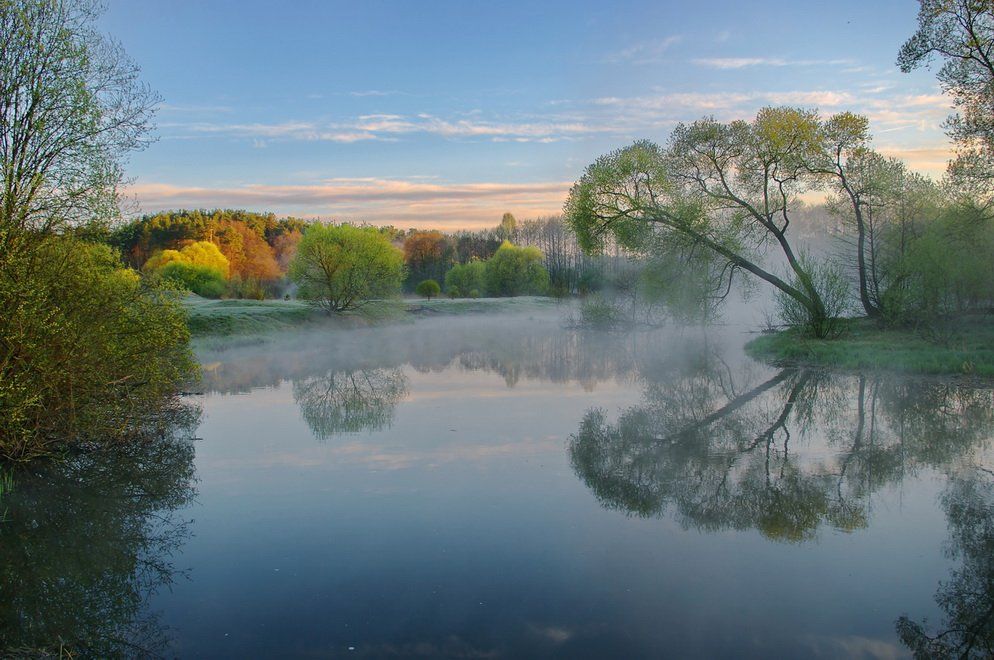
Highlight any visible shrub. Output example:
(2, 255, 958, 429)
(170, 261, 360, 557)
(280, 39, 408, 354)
(484, 241, 550, 296)
(158, 261, 226, 298)
(576, 295, 626, 329)
(415, 279, 441, 300)
(444, 260, 486, 297)
(0, 238, 197, 461)
(776, 256, 852, 338)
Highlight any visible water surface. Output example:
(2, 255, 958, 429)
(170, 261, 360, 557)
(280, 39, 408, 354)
(4, 314, 993, 658)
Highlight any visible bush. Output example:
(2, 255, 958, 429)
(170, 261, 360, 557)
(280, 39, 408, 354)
(776, 256, 852, 338)
(484, 241, 550, 296)
(158, 261, 226, 298)
(415, 279, 441, 300)
(468, 289, 481, 298)
(444, 260, 487, 297)
(880, 205, 994, 328)
(447, 286, 461, 299)
(0, 238, 197, 461)
(576, 295, 627, 329)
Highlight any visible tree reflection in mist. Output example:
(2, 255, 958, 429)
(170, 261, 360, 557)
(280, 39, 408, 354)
(897, 469, 994, 658)
(570, 365, 994, 543)
(293, 367, 409, 438)
(0, 411, 199, 657)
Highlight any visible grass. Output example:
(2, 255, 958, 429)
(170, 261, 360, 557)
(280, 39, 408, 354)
(183, 294, 562, 338)
(746, 314, 994, 378)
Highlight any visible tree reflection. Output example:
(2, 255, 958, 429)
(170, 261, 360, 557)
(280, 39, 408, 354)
(570, 366, 994, 542)
(897, 469, 994, 658)
(0, 417, 198, 657)
(292, 367, 408, 438)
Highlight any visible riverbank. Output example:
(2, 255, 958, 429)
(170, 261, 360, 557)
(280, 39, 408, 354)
(746, 314, 994, 377)
(184, 295, 563, 338)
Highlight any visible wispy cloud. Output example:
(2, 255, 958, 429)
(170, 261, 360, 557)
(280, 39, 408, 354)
(693, 57, 855, 69)
(605, 35, 683, 64)
(164, 113, 605, 143)
(125, 178, 572, 229)
(349, 89, 401, 97)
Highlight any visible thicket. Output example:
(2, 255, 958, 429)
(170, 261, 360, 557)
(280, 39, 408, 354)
(0, 0, 197, 460)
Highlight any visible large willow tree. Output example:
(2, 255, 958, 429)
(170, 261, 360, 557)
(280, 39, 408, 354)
(565, 106, 896, 334)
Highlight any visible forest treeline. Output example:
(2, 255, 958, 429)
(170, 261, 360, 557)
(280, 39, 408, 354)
(107, 209, 627, 302)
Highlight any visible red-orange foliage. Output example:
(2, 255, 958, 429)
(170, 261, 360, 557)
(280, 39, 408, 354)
(403, 230, 446, 269)
(215, 220, 281, 281)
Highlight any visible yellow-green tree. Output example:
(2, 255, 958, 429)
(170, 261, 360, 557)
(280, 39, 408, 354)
(289, 224, 404, 312)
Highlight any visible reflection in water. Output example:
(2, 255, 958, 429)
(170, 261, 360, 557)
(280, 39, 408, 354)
(570, 363, 994, 542)
(0, 416, 198, 657)
(197, 319, 705, 436)
(897, 469, 994, 658)
(293, 367, 408, 438)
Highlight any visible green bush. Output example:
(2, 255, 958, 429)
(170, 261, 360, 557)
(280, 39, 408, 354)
(444, 260, 487, 297)
(158, 261, 226, 298)
(415, 279, 441, 300)
(484, 241, 550, 296)
(776, 256, 852, 338)
(0, 238, 197, 461)
(880, 205, 994, 327)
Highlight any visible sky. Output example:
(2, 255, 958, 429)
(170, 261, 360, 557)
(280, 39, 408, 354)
(102, 0, 953, 230)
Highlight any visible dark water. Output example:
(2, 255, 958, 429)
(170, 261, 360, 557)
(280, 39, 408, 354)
(3, 315, 994, 658)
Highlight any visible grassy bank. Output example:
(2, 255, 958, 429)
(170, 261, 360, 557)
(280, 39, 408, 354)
(746, 315, 994, 377)
(184, 295, 562, 338)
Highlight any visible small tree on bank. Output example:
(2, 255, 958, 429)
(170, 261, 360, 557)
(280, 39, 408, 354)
(289, 223, 403, 312)
(415, 279, 440, 300)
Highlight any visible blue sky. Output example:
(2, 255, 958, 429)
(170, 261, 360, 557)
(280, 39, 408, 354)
(103, 0, 951, 229)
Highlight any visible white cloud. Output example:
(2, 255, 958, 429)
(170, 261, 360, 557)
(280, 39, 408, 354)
(605, 36, 683, 64)
(693, 57, 855, 69)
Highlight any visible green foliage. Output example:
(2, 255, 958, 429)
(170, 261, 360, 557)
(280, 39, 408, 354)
(576, 295, 627, 329)
(880, 203, 994, 327)
(0, 239, 197, 461)
(415, 279, 441, 300)
(0, 0, 195, 460)
(289, 223, 404, 312)
(143, 240, 230, 298)
(158, 261, 227, 298)
(775, 255, 852, 338)
(898, 1, 994, 194)
(484, 241, 550, 296)
(444, 260, 487, 297)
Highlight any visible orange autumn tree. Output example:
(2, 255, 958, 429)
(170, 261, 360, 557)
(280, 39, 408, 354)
(215, 220, 281, 297)
(403, 230, 452, 289)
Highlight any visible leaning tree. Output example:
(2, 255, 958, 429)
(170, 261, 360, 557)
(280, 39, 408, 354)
(566, 106, 853, 336)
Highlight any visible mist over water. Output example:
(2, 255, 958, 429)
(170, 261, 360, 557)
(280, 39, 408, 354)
(4, 310, 993, 657)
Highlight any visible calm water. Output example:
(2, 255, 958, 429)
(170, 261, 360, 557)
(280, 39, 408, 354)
(3, 314, 994, 658)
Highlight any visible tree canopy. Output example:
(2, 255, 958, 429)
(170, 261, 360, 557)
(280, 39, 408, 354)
(289, 223, 404, 312)
(899, 0, 994, 194)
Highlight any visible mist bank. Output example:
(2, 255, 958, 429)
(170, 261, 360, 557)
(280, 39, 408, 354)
(185, 295, 564, 339)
